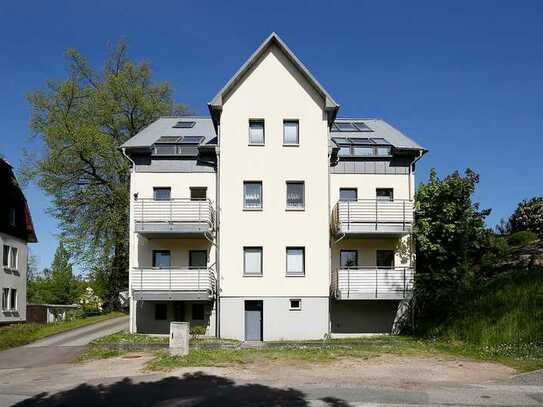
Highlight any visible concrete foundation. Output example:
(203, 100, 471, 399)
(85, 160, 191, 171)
(330, 300, 404, 334)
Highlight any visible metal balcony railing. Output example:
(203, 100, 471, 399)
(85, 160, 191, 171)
(332, 199, 414, 235)
(133, 198, 215, 233)
(131, 267, 216, 293)
(332, 266, 414, 299)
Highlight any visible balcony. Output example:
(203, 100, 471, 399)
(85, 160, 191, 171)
(134, 198, 215, 238)
(332, 199, 414, 237)
(332, 267, 414, 300)
(131, 267, 216, 301)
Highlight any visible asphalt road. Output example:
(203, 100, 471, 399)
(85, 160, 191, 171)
(0, 316, 128, 369)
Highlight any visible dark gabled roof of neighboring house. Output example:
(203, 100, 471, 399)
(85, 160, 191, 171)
(120, 117, 217, 149)
(208, 32, 339, 127)
(0, 157, 37, 243)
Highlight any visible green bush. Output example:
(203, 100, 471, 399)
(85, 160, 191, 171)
(508, 231, 538, 247)
(190, 325, 207, 337)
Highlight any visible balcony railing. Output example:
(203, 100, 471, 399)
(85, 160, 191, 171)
(332, 267, 414, 300)
(131, 267, 216, 301)
(332, 199, 414, 236)
(134, 198, 215, 236)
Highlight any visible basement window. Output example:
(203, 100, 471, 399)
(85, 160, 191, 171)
(289, 299, 301, 310)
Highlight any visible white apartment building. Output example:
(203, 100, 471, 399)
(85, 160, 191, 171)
(121, 33, 426, 340)
(1, 158, 37, 324)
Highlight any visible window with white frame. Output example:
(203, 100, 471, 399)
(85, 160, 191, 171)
(243, 181, 262, 209)
(153, 187, 171, 201)
(286, 182, 305, 209)
(376, 188, 394, 201)
(283, 120, 299, 145)
(9, 247, 17, 270)
(243, 247, 262, 276)
(286, 247, 305, 276)
(2, 245, 9, 268)
(1, 288, 9, 310)
(249, 120, 265, 145)
(289, 299, 301, 310)
(9, 289, 16, 310)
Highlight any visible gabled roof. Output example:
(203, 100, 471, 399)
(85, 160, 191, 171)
(208, 32, 339, 127)
(120, 117, 217, 149)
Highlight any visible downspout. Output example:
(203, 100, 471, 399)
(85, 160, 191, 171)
(327, 127, 333, 337)
(121, 147, 136, 333)
(215, 129, 221, 339)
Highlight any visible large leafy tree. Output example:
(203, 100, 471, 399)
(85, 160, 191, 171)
(413, 169, 491, 331)
(24, 41, 181, 309)
(508, 197, 543, 239)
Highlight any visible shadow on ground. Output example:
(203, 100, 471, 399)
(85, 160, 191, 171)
(14, 372, 353, 407)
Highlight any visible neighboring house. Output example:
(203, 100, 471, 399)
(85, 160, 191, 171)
(0, 157, 38, 324)
(26, 303, 80, 324)
(121, 33, 426, 340)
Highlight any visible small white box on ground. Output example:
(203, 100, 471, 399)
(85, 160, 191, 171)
(169, 321, 190, 356)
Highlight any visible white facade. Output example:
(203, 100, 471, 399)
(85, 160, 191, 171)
(1, 231, 29, 323)
(123, 33, 425, 340)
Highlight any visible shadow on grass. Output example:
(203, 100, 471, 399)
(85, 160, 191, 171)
(14, 372, 353, 407)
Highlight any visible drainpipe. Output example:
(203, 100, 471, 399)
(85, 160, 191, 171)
(121, 147, 136, 333)
(215, 127, 221, 339)
(327, 125, 333, 337)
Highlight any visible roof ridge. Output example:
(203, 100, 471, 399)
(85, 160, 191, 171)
(159, 115, 211, 119)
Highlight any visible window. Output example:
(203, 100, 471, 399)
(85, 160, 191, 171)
(9, 248, 17, 270)
(153, 187, 171, 201)
(286, 182, 305, 210)
(339, 188, 358, 202)
(243, 247, 262, 276)
(283, 120, 299, 145)
(172, 121, 196, 128)
(155, 303, 167, 320)
(340, 250, 358, 268)
(376, 188, 394, 201)
(338, 145, 351, 156)
(376, 146, 392, 156)
(286, 247, 305, 276)
(249, 120, 265, 145)
(2, 245, 9, 267)
(1, 288, 8, 310)
(191, 303, 205, 320)
(174, 302, 185, 321)
(190, 187, 207, 201)
(9, 289, 16, 310)
(353, 146, 374, 156)
(289, 299, 301, 311)
(377, 250, 395, 269)
(189, 250, 207, 269)
(9, 208, 15, 227)
(243, 181, 262, 209)
(152, 250, 171, 268)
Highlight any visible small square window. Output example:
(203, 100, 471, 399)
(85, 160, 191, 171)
(152, 250, 171, 268)
(289, 299, 301, 310)
(191, 303, 205, 320)
(153, 187, 171, 201)
(9, 247, 17, 270)
(286, 247, 305, 276)
(190, 187, 207, 201)
(244, 181, 262, 210)
(155, 303, 167, 320)
(244, 247, 263, 276)
(283, 120, 299, 145)
(376, 188, 394, 201)
(339, 188, 358, 202)
(340, 250, 358, 268)
(249, 120, 265, 145)
(2, 245, 9, 268)
(9, 289, 16, 310)
(286, 182, 305, 210)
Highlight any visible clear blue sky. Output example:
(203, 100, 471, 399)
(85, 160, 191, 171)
(1, 1, 542, 273)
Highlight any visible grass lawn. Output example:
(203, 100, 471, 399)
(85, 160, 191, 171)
(82, 332, 543, 372)
(0, 311, 125, 352)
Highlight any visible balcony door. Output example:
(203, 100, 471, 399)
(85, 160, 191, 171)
(376, 250, 394, 269)
(189, 250, 207, 269)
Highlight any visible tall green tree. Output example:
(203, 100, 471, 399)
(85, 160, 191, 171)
(508, 197, 543, 239)
(23, 41, 182, 309)
(47, 242, 81, 304)
(413, 169, 491, 331)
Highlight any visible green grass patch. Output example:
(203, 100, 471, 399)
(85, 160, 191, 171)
(0, 312, 125, 352)
(92, 330, 169, 345)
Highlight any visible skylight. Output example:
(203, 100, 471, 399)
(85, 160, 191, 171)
(155, 136, 181, 144)
(353, 122, 373, 132)
(180, 136, 204, 144)
(172, 121, 196, 128)
(332, 121, 373, 132)
(333, 122, 357, 131)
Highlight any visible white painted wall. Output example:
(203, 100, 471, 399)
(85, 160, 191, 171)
(219, 44, 330, 298)
(0, 233, 28, 323)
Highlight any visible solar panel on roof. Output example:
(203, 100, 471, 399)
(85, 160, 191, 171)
(334, 122, 357, 131)
(156, 136, 181, 144)
(353, 122, 373, 132)
(181, 136, 204, 144)
(172, 121, 196, 128)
